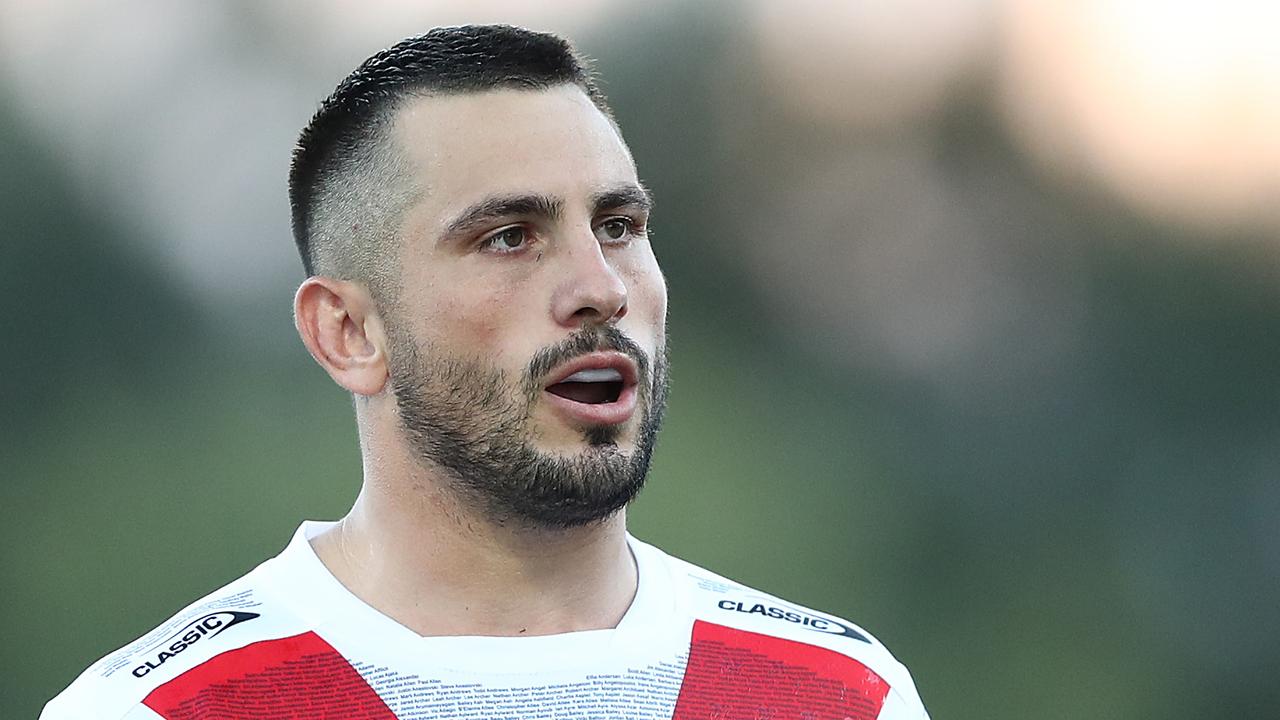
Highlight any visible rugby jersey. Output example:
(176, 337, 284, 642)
(43, 521, 930, 719)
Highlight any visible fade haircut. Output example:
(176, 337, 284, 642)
(288, 25, 612, 303)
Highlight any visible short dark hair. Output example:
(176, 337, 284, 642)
(288, 25, 612, 293)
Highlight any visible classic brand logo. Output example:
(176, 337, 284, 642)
(717, 598, 871, 643)
(132, 611, 260, 678)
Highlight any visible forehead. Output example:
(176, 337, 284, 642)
(390, 85, 639, 230)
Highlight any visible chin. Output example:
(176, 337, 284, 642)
(537, 424, 636, 454)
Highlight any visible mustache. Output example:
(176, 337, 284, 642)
(525, 326, 651, 389)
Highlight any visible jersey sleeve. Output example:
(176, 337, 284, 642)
(882, 676, 932, 719)
(40, 692, 164, 720)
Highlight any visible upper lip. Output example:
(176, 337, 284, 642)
(543, 351, 639, 390)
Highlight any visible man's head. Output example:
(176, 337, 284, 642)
(289, 25, 614, 302)
(289, 26, 669, 529)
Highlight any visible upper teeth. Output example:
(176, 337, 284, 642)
(561, 368, 623, 383)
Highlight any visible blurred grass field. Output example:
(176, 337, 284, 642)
(5, 4, 1280, 718)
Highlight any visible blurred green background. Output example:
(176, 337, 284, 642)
(4, 2, 1279, 718)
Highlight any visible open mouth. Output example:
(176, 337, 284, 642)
(541, 352, 640, 426)
(545, 368, 625, 405)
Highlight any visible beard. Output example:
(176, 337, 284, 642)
(386, 323, 669, 529)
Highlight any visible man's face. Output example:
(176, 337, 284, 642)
(381, 84, 669, 528)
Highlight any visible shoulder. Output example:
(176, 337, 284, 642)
(635, 539, 932, 719)
(40, 555, 303, 720)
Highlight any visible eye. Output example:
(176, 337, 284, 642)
(482, 226, 529, 253)
(596, 217, 637, 244)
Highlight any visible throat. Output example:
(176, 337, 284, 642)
(314, 512, 638, 637)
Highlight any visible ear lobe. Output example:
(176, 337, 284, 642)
(294, 277, 389, 396)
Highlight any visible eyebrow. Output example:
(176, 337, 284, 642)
(441, 193, 563, 241)
(439, 184, 654, 243)
(591, 184, 653, 215)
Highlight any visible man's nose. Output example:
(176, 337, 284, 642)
(551, 234, 628, 327)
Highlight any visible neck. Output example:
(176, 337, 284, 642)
(310, 442, 637, 638)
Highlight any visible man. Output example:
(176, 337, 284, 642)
(44, 25, 930, 719)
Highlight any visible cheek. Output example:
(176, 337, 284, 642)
(622, 256, 668, 337)
(414, 273, 541, 360)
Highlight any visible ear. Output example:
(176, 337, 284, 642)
(293, 276, 389, 396)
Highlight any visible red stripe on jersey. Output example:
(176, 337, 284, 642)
(672, 620, 891, 719)
(143, 631, 396, 719)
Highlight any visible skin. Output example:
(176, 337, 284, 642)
(292, 84, 668, 637)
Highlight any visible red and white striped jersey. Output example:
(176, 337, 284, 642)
(43, 522, 930, 719)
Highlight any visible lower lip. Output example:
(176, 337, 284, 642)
(543, 383, 639, 426)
